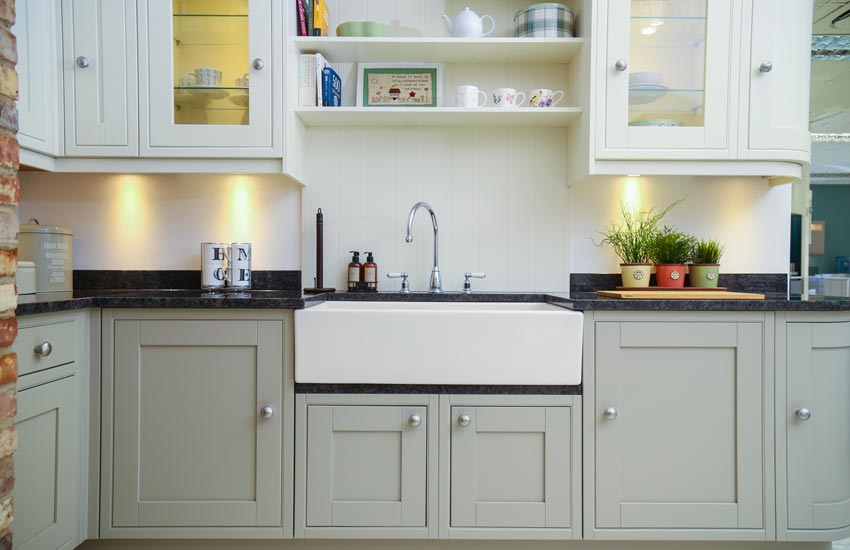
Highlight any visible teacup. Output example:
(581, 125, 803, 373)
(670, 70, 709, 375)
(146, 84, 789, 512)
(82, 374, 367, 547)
(456, 85, 487, 108)
(235, 73, 250, 88)
(492, 88, 526, 108)
(194, 67, 222, 87)
(178, 72, 197, 87)
(529, 88, 564, 108)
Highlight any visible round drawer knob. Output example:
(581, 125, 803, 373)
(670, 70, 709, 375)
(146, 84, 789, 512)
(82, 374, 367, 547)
(603, 407, 618, 420)
(34, 341, 53, 357)
(76, 56, 90, 68)
(759, 61, 773, 73)
(458, 414, 471, 427)
(795, 407, 811, 421)
(408, 414, 421, 427)
(252, 58, 265, 71)
(260, 406, 274, 420)
(614, 59, 628, 72)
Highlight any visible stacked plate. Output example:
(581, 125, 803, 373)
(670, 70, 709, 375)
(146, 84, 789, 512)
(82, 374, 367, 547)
(628, 71, 667, 105)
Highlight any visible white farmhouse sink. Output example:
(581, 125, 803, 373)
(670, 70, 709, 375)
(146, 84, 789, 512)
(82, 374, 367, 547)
(295, 301, 583, 385)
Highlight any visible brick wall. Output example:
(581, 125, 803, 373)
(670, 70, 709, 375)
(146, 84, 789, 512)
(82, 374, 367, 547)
(0, 0, 17, 545)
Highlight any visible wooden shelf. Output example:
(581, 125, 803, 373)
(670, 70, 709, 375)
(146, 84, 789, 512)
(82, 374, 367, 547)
(292, 36, 584, 64)
(294, 107, 583, 128)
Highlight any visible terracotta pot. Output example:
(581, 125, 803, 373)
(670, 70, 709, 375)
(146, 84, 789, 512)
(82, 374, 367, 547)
(620, 263, 651, 288)
(655, 264, 686, 288)
(690, 264, 721, 288)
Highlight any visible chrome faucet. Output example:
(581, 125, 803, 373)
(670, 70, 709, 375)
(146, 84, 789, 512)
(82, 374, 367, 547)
(405, 202, 441, 293)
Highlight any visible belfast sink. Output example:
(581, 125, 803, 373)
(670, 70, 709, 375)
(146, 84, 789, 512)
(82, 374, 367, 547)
(294, 301, 583, 385)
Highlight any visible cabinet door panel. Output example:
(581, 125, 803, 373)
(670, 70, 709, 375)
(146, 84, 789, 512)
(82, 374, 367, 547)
(13, 376, 78, 550)
(743, 0, 812, 154)
(111, 319, 283, 528)
(787, 322, 850, 531)
(306, 405, 427, 528)
(63, 0, 138, 156)
(451, 406, 572, 529)
(595, 322, 764, 530)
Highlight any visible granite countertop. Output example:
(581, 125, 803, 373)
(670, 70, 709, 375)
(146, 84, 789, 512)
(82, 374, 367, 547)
(15, 288, 850, 316)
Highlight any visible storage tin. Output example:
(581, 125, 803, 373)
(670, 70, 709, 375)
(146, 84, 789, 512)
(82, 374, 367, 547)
(18, 222, 73, 292)
(514, 3, 574, 38)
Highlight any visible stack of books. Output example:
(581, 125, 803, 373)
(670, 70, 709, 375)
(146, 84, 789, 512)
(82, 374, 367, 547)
(298, 53, 342, 107)
(296, 0, 330, 37)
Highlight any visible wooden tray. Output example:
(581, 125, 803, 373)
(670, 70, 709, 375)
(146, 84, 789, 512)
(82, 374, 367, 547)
(615, 286, 728, 291)
(597, 290, 765, 300)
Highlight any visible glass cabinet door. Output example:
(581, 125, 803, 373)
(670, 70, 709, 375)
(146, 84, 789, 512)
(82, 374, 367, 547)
(603, 0, 734, 157)
(143, 0, 274, 153)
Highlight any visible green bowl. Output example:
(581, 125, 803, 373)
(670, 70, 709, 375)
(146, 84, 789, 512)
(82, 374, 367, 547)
(336, 21, 391, 37)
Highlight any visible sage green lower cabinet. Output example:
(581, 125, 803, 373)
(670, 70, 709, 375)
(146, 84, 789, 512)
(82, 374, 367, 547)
(779, 315, 850, 541)
(586, 313, 772, 541)
(13, 375, 80, 550)
(295, 394, 439, 539)
(101, 309, 295, 539)
(441, 395, 582, 540)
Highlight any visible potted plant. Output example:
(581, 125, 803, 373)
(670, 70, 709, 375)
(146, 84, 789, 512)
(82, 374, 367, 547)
(689, 239, 725, 288)
(597, 203, 674, 288)
(650, 227, 696, 288)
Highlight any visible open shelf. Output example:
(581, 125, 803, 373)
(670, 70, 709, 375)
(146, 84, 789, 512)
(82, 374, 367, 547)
(292, 36, 584, 64)
(294, 107, 582, 128)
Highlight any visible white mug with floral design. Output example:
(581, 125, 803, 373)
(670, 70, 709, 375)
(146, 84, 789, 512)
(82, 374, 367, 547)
(529, 88, 565, 108)
(492, 87, 526, 108)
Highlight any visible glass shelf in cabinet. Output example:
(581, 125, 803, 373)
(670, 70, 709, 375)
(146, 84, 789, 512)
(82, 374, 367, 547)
(173, 13, 248, 18)
(630, 16, 706, 20)
(629, 89, 704, 114)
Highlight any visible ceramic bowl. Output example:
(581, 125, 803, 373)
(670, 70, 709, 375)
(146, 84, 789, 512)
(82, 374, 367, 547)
(628, 118, 683, 127)
(336, 21, 391, 37)
(628, 71, 662, 87)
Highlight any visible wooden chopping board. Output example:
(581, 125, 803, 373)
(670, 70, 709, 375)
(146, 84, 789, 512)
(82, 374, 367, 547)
(597, 290, 765, 300)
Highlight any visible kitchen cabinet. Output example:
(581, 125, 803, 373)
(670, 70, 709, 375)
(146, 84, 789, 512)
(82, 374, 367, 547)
(600, 0, 736, 159)
(295, 394, 438, 539)
(738, 0, 812, 163)
(138, 0, 281, 157)
(13, 0, 62, 156)
(102, 310, 293, 538)
(591, 317, 768, 539)
(442, 396, 582, 540)
(62, 0, 139, 156)
(781, 319, 850, 540)
(13, 375, 80, 550)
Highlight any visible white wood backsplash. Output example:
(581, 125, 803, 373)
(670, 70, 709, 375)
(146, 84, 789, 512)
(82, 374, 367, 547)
(302, 127, 571, 292)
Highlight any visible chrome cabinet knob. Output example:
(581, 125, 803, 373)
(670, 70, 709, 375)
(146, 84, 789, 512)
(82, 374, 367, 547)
(458, 414, 471, 427)
(603, 407, 618, 420)
(795, 407, 811, 421)
(34, 341, 52, 357)
(260, 406, 274, 419)
(76, 56, 90, 68)
(614, 59, 628, 72)
(759, 61, 773, 73)
(408, 414, 421, 427)
(252, 58, 265, 71)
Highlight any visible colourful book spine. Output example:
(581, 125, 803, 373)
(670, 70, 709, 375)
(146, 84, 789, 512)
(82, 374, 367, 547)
(296, 0, 308, 36)
(322, 67, 342, 107)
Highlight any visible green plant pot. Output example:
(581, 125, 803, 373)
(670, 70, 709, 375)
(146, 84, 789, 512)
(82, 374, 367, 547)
(620, 264, 651, 288)
(690, 264, 721, 288)
(655, 264, 686, 288)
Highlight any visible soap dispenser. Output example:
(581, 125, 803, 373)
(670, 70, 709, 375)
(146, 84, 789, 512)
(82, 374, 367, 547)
(362, 252, 378, 291)
(348, 251, 362, 290)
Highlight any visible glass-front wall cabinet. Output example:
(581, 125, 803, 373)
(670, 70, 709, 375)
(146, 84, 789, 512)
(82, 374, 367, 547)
(143, 0, 274, 154)
(602, 0, 734, 158)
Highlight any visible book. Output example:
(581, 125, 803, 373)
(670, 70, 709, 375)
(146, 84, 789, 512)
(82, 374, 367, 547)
(302, 0, 314, 35)
(313, 0, 330, 36)
(295, 0, 308, 36)
(298, 53, 331, 107)
(322, 66, 342, 107)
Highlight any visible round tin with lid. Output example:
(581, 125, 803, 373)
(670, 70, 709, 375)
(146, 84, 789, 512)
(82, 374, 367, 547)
(514, 3, 574, 38)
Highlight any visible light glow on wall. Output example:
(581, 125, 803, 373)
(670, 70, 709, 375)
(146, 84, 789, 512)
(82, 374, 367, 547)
(229, 177, 253, 243)
(621, 177, 643, 214)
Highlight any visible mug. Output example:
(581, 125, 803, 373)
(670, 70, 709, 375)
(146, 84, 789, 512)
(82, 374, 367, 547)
(178, 72, 197, 87)
(456, 85, 487, 108)
(194, 67, 222, 87)
(235, 73, 250, 88)
(492, 88, 526, 108)
(228, 242, 252, 288)
(529, 88, 564, 108)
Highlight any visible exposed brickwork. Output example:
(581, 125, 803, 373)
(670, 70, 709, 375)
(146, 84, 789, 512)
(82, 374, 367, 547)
(0, 0, 17, 543)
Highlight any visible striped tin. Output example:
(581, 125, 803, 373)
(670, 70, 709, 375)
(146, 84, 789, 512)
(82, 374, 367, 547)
(514, 3, 575, 38)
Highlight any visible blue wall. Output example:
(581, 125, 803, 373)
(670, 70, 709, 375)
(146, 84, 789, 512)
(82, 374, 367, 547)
(811, 185, 850, 274)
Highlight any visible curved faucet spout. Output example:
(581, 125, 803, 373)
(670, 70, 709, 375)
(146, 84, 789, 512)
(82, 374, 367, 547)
(405, 202, 441, 292)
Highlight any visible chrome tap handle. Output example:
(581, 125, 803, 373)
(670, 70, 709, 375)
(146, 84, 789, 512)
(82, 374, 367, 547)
(387, 272, 410, 294)
(462, 272, 486, 294)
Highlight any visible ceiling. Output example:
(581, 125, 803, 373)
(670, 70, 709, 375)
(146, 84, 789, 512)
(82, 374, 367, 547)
(811, 0, 850, 179)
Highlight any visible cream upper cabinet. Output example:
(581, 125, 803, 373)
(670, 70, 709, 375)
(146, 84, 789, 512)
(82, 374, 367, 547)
(13, 0, 62, 156)
(138, 0, 280, 157)
(599, 0, 736, 160)
(62, 0, 139, 156)
(738, 0, 812, 163)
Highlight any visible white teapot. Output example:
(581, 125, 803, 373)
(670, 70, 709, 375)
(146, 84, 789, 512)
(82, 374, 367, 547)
(442, 7, 495, 38)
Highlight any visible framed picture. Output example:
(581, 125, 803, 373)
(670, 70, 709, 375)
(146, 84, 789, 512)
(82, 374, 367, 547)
(356, 63, 443, 107)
